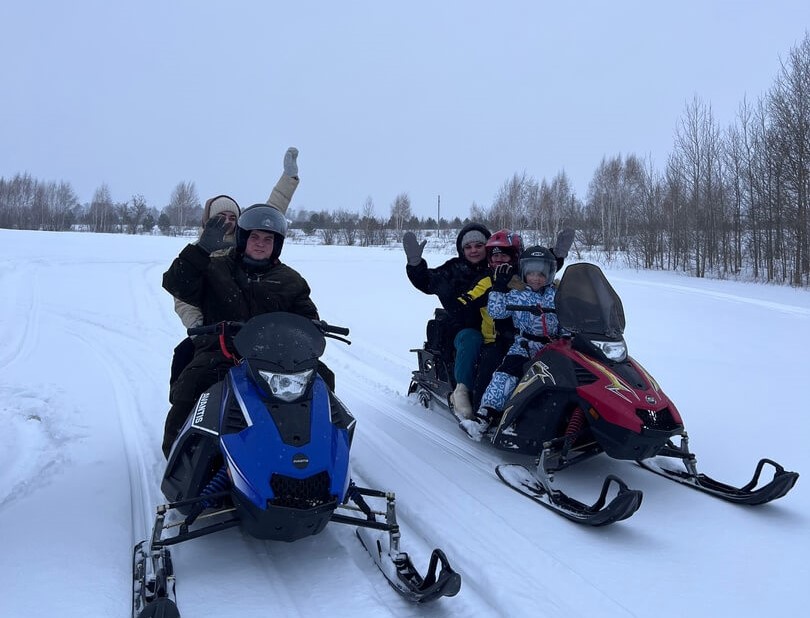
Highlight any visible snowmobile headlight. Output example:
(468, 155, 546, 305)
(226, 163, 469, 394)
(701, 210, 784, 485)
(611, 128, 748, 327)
(591, 339, 627, 362)
(258, 369, 314, 402)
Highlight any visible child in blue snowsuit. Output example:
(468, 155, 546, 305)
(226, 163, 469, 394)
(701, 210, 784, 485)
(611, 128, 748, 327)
(460, 245, 560, 441)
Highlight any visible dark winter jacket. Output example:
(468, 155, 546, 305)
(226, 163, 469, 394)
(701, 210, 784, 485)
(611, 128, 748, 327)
(163, 244, 319, 353)
(406, 222, 491, 332)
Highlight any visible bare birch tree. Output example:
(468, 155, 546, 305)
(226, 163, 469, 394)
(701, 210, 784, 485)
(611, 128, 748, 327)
(768, 33, 810, 285)
(166, 181, 199, 229)
(390, 192, 412, 236)
(88, 183, 115, 233)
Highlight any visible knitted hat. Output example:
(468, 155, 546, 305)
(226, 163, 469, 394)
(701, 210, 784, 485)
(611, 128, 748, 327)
(454, 222, 491, 257)
(460, 229, 487, 248)
(207, 195, 239, 219)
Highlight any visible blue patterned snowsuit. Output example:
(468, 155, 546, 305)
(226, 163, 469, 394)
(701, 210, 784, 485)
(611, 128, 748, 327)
(479, 285, 559, 413)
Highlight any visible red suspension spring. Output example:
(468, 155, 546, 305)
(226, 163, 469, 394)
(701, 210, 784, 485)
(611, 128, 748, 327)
(565, 407, 586, 440)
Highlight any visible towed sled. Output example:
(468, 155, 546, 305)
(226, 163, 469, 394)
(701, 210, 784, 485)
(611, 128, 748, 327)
(134, 313, 460, 618)
(408, 263, 798, 526)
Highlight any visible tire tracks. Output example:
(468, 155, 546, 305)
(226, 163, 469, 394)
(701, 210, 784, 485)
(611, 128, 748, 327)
(0, 261, 41, 371)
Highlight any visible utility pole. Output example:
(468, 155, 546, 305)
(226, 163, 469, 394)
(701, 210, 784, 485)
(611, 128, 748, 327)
(437, 195, 441, 238)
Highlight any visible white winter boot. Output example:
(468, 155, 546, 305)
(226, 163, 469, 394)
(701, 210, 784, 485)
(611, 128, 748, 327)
(460, 409, 493, 442)
(450, 383, 473, 419)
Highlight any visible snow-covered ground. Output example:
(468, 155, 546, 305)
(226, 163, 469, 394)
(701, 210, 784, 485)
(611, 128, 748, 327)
(0, 229, 807, 617)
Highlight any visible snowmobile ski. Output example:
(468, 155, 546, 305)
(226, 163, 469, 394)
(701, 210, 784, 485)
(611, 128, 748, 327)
(637, 437, 798, 505)
(344, 484, 461, 603)
(355, 528, 461, 603)
(495, 463, 642, 526)
(132, 537, 180, 618)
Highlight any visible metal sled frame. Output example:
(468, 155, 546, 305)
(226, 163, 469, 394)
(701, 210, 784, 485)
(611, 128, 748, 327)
(133, 484, 460, 617)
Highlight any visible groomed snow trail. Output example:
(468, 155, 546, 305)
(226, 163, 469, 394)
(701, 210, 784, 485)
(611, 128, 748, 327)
(0, 232, 806, 618)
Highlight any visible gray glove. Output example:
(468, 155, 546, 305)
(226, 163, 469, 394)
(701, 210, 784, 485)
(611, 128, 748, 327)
(403, 232, 426, 266)
(284, 147, 299, 177)
(197, 216, 230, 254)
(553, 228, 575, 259)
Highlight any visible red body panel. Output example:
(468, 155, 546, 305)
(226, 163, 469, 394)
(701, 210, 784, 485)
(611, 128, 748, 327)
(539, 338, 683, 434)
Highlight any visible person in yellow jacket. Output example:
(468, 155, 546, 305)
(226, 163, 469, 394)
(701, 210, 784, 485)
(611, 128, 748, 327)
(455, 230, 524, 412)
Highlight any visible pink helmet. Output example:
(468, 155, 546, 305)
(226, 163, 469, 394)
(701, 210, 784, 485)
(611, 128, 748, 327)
(485, 229, 523, 267)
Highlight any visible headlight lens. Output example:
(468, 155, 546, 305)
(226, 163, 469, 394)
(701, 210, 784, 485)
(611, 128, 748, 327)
(258, 369, 314, 402)
(591, 339, 627, 362)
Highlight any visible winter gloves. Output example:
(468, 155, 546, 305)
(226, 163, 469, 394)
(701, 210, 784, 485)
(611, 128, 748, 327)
(197, 217, 231, 254)
(284, 147, 299, 178)
(553, 228, 575, 259)
(403, 232, 427, 266)
(492, 263, 513, 292)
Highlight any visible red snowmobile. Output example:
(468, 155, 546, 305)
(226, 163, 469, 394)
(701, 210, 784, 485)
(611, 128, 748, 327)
(409, 263, 798, 525)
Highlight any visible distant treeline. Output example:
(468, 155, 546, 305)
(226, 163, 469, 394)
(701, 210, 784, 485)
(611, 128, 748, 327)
(2, 34, 809, 287)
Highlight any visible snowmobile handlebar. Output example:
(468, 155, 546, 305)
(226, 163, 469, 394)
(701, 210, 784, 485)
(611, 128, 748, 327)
(187, 322, 243, 336)
(314, 320, 350, 337)
(187, 318, 350, 338)
(505, 304, 557, 315)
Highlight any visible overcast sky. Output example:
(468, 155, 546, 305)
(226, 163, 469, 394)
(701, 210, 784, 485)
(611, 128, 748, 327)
(2, 1, 808, 220)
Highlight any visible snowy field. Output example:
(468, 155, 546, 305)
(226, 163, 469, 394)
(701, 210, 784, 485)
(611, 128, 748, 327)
(0, 229, 807, 617)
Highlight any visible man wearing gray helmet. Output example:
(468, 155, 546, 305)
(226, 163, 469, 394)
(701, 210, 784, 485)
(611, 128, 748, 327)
(160, 199, 318, 457)
(168, 147, 302, 384)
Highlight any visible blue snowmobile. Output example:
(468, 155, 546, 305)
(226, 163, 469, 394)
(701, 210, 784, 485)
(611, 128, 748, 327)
(133, 312, 460, 618)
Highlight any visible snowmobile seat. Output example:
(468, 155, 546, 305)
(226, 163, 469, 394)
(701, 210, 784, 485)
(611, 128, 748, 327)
(409, 308, 457, 396)
(425, 308, 456, 361)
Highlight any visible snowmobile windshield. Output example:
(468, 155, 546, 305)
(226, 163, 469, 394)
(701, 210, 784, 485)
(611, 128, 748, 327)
(555, 263, 626, 338)
(233, 312, 326, 372)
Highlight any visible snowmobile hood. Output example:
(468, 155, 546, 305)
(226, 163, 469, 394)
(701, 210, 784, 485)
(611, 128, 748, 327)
(234, 312, 325, 372)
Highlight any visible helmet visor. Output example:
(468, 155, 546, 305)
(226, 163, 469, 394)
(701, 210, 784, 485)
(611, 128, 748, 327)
(237, 205, 288, 238)
(520, 257, 556, 281)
